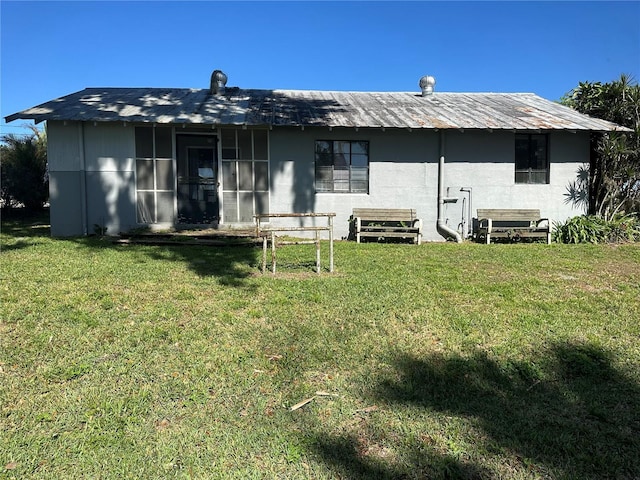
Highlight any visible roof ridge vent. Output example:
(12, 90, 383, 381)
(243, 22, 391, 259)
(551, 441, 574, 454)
(419, 75, 436, 96)
(210, 70, 228, 95)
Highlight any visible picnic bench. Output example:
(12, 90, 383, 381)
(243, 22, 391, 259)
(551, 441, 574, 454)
(351, 208, 422, 244)
(476, 208, 551, 244)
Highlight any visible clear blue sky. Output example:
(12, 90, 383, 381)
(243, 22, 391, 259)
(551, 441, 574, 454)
(2, 1, 639, 137)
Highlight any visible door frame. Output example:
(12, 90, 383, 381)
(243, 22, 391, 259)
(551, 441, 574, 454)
(175, 133, 220, 226)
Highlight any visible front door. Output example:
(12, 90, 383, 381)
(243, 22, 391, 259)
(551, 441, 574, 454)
(176, 135, 219, 224)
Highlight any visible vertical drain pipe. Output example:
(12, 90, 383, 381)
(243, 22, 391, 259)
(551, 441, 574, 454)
(436, 130, 462, 243)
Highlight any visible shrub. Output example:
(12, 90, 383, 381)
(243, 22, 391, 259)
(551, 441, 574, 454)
(553, 214, 640, 244)
(0, 129, 48, 210)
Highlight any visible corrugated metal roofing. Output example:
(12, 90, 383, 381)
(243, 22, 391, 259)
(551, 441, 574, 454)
(5, 87, 628, 132)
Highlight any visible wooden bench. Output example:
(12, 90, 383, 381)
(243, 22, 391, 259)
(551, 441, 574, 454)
(352, 208, 422, 244)
(477, 209, 551, 244)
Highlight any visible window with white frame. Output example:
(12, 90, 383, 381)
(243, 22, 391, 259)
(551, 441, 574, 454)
(515, 134, 549, 184)
(315, 140, 369, 193)
(135, 126, 175, 223)
(221, 128, 269, 223)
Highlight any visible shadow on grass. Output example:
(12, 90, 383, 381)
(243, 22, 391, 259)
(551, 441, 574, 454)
(312, 341, 640, 479)
(313, 434, 491, 480)
(0, 208, 51, 251)
(138, 243, 260, 287)
(1, 208, 260, 287)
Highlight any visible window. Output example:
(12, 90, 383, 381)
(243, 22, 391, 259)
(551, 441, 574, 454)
(135, 126, 175, 223)
(315, 140, 369, 193)
(221, 129, 269, 223)
(515, 134, 549, 184)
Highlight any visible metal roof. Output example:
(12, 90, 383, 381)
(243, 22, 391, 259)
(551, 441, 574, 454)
(5, 87, 628, 132)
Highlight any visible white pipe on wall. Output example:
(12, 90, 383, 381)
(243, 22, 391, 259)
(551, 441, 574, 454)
(436, 130, 463, 243)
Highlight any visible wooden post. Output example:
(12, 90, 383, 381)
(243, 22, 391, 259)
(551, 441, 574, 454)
(328, 215, 334, 273)
(271, 232, 276, 274)
(262, 235, 267, 274)
(315, 229, 320, 273)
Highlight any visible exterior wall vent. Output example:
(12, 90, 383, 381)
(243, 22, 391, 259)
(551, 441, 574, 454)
(419, 75, 436, 96)
(210, 70, 228, 95)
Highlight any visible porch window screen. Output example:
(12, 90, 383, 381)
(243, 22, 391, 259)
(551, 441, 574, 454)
(135, 127, 175, 223)
(315, 140, 369, 193)
(221, 129, 269, 223)
(515, 134, 549, 184)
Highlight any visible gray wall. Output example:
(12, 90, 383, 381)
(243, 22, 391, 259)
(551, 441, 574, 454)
(47, 121, 84, 236)
(47, 121, 136, 236)
(47, 122, 588, 241)
(268, 127, 588, 241)
(83, 123, 136, 235)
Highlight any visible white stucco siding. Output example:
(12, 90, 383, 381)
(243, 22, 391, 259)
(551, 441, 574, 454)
(86, 171, 137, 234)
(47, 121, 84, 236)
(443, 131, 588, 236)
(82, 123, 137, 235)
(84, 123, 135, 172)
(269, 127, 590, 241)
(269, 127, 441, 239)
(47, 121, 82, 172)
(47, 121, 138, 236)
(48, 171, 84, 237)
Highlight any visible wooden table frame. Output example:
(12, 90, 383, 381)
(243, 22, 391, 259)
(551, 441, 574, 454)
(254, 213, 336, 274)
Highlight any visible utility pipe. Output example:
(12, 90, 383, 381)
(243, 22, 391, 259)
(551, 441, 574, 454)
(460, 187, 473, 239)
(436, 130, 462, 243)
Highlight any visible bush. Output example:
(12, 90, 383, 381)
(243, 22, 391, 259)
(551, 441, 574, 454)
(0, 129, 48, 210)
(553, 214, 640, 244)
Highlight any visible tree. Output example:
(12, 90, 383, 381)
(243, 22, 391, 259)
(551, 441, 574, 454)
(561, 74, 640, 218)
(0, 126, 48, 210)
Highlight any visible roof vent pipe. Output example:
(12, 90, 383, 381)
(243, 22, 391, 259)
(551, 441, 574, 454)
(419, 75, 436, 96)
(210, 70, 228, 95)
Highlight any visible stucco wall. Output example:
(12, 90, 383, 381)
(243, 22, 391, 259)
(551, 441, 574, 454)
(47, 121, 83, 236)
(83, 123, 136, 234)
(46, 121, 589, 241)
(268, 127, 588, 241)
(47, 121, 137, 236)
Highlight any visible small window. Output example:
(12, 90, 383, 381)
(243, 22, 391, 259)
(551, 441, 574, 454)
(315, 140, 369, 193)
(515, 134, 549, 184)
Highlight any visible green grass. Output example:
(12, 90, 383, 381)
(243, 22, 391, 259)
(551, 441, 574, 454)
(2, 211, 639, 479)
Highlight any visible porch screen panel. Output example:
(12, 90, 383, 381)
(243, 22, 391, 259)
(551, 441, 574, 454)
(238, 130, 252, 160)
(156, 192, 174, 223)
(221, 129, 269, 224)
(222, 161, 237, 191)
(238, 162, 253, 191)
(156, 159, 174, 190)
(254, 130, 268, 160)
(136, 159, 154, 190)
(239, 192, 254, 223)
(255, 162, 269, 191)
(155, 127, 172, 158)
(135, 126, 175, 224)
(137, 192, 155, 224)
(222, 192, 238, 223)
(255, 192, 269, 216)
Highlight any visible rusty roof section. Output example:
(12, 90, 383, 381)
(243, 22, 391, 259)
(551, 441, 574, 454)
(5, 87, 629, 132)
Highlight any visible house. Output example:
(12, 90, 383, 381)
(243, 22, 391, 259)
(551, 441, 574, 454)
(5, 70, 626, 241)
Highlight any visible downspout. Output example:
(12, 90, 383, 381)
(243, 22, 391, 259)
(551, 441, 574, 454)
(436, 130, 462, 243)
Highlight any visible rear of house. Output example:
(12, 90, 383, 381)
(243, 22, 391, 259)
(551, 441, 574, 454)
(6, 71, 625, 241)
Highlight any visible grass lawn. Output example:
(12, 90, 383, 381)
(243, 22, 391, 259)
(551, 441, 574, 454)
(2, 211, 639, 479)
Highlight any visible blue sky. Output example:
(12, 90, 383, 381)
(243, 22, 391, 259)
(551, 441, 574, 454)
(2, 1, 639, 137)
